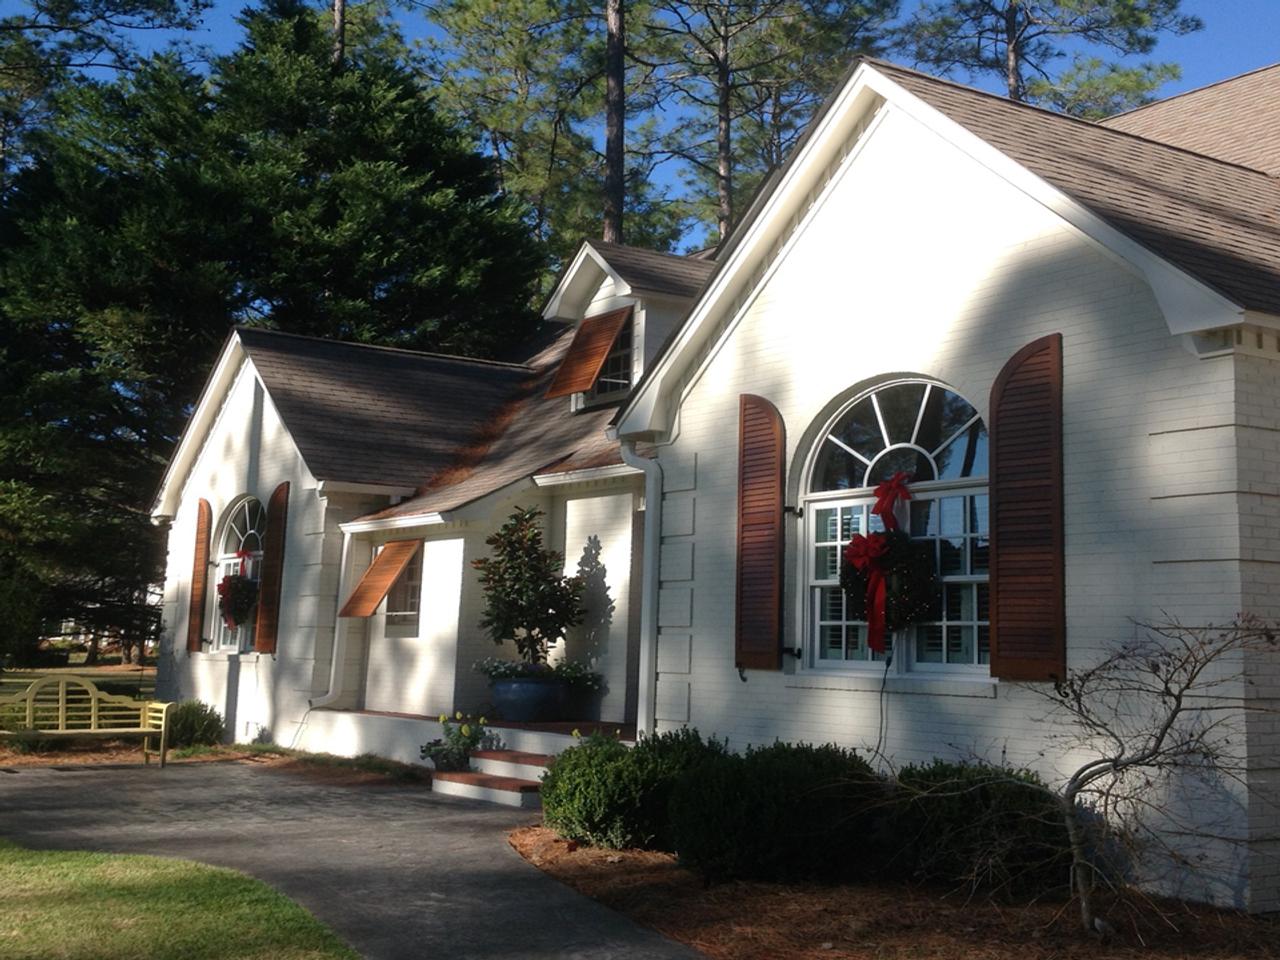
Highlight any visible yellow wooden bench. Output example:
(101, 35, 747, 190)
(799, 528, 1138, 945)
(0, 675, 174, 767)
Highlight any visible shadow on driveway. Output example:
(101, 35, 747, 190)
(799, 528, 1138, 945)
(0, 761, 700, 960)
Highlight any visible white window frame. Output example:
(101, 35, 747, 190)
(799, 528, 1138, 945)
(799, 379, 989, 676)
(210, 497, 266, 653)
(383, 544, 423, 637)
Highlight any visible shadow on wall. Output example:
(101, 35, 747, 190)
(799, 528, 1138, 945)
(568, 536, 615, 666)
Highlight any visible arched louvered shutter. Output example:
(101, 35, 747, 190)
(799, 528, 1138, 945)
(187, 499, 212, 653)
(736, 394, 785, 671)
(989, 334, 1065, 682)
(254, 482, 290, 654)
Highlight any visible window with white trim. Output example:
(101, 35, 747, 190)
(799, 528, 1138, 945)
(586, 318, 633, 401)
(212, 497, 266, 652)
(384, 545, 423, 634)
(804, 381, 989, 672)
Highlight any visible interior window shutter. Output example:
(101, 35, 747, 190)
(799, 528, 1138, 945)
(989, 334, 1065, 682)
(254, 482, 290, 654)
(187, 499, 212, 653)
(736, 394, 786, 671)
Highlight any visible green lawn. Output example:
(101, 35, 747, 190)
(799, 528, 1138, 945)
(0, 666, 156, 699)
(0, 840, 358, 960)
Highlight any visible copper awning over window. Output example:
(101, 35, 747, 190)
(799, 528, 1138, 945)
(544, 306, 633, 398)
(339, 540, 420, 618)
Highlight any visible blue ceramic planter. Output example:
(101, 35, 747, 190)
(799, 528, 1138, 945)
(490, 677, 567, 722)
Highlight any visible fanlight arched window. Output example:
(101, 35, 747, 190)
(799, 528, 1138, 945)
(805, 381, 990, 672)
(212, 497, 267, 651)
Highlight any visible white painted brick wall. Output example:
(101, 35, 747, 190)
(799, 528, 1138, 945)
(648, 104, 1258, 907)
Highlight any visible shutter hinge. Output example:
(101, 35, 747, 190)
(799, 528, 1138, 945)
(782, 647, 802, 660)
(783, 505, 802, 518)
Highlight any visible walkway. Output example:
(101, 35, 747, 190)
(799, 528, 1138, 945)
(0, 761, 699, 960)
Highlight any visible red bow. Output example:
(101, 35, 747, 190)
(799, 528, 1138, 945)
(234, 548, 253, 576)
(844, 533, 889, 653)
(871, 471, 912, 532)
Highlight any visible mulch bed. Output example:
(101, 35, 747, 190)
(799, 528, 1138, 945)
(509, 825, 1280, 960)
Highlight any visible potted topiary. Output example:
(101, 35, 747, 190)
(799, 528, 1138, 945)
(472, 507, 587, 722)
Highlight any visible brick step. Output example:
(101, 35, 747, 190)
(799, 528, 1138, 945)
(471, 749, 555, 781)
(431, 770, 542, 809)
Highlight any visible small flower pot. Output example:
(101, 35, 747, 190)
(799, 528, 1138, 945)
(489, 677, 567, 722)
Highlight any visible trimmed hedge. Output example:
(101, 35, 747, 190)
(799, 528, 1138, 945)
(891, 760, 1071, 896)
(167, 700, 225, 749)
(541, 728, 725, 850)
(669, 741, 883, 882)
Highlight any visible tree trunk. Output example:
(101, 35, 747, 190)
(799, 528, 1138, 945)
(1004, 1, 1023, 100)
(332, 0, 347, 70)
(716, 20, 733, 242)
(603, 0, 625, 244)
(1061, 789, 1098, 936)
(85, 633, 100, 666)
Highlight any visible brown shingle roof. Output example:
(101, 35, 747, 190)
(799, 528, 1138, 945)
(1100, 63, 1280, 176)
(591, 242, 716, 299)
(238, 328, 534, 490)
(874, 61, 1280, 316)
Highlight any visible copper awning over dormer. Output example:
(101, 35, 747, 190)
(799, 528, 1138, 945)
(544, 306, 633, 398)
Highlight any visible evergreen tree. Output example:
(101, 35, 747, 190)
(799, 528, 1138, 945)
(897, 0, 1201, 117)
(0, 0, 547, 651)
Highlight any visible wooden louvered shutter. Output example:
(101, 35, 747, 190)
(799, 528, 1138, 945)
(339, 540, 421, 618)
(187, 499, 212, 653)
(989, 334, 1065, 682)
(254, 482, 290, 654)
(736, 394, 786, 671)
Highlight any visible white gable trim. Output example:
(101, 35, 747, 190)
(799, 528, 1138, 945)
(152, 333, 247, 519)
(616, 62, 1244, 440)
(543, 242, 632, 321)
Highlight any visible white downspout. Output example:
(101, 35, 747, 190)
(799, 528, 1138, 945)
(310, 527, 353, 709)
(619, 436, 663, 738)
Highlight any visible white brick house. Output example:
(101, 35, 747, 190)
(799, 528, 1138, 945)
(156, 59, 1280, 908)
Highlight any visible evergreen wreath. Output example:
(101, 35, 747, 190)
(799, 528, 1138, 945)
(839, 530, 939, 630)
(216, 573, 258, 631)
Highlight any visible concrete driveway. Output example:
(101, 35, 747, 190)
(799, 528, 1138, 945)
(0, 761, 699, 960)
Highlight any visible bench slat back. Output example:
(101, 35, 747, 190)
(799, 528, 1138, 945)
(0, 675, 152, 733)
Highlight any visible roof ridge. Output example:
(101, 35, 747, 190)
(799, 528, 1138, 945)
(1103, 61, 1280, 122)
(589, 240, 716, 265)
(234, 325, 535, 371)
(868, 58, 1280, 182)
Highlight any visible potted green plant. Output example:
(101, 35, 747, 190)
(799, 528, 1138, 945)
(472, 507, 585, 721)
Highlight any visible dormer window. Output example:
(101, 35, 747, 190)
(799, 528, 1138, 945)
(545, 305, 634, 401)
(587, 317, 633, 400)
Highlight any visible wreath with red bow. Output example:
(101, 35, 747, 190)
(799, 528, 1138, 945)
(839, 473, 939, 653)
(216, 550, 258, 631)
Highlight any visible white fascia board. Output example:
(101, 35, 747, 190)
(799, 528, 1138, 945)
(617, 66, 883, 439)
(532, 463, 642, 487)
(858, 69, 1243, 336)
(542, 242, 632, 321)
(151, 333, 247, 518)
(618, 62, 1244, 439)
(340, 512, 446, 534)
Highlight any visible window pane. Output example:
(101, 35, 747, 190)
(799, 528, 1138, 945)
(977, 583, 990, 621)
(829, 399, 884, 460)
(846, 625, 868, 660)
(841, 507, 862, 540)
(945, 583, 974, 622)
(936, 423, 988, 480)
(815, 546, 839, 580)
(867, 447, 935, 486)
(970, 537, 990, 575)
(939, 497, 964, 536)
(819, 624, 843, 660)
(819, 587, 844, 622)
(874, 383, 926, 444)
(910, 500, 938, 537)
(811, 446, 865, 492)
(978, 626, 990, 664)
(940, 538, 965, 576)
(914, 388, 978, 454)
(947, 626, 975, 664)
(970, 495, 990, 536)
(917, 625, 943, 662)
(815, 507, 838, 542)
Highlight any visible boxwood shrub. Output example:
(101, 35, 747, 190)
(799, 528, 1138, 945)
(669, 741, 884, 883)
(541, 728, 725, 850)
(891, 759, 1071, 897)
(167, 700, 225, 749)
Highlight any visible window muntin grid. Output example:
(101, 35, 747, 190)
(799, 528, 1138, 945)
(587, 320, 633, 400)
(384, 546, 423, 633)
(214, 498, 266, 652)
(804, 380, 989, 672)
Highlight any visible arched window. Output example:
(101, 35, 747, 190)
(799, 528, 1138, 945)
(212, 497, 267, 651)
(805, 381, 989, 672)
